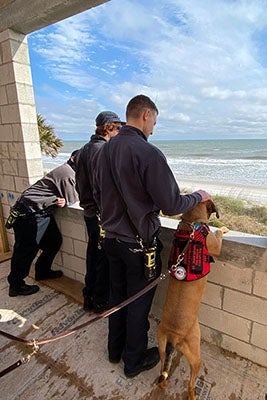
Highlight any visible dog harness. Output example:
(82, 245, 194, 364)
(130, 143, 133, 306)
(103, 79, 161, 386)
(168, 223, 214, 281)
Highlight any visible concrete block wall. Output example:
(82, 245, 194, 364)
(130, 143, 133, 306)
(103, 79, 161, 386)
(53, 208, 267, 368)
(53, 205, 88, 283)
(199, 247, 267, 368)
(0, 28, 43, 248)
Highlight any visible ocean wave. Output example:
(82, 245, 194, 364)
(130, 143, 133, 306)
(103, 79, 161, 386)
(42, 139, 267, 189)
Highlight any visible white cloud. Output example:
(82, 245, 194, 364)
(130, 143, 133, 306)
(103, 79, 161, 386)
(202, 87, 247, 100)
(29, 0, 267, 139)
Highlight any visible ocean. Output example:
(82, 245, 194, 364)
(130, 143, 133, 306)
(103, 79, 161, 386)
(42, 139, 267, 205)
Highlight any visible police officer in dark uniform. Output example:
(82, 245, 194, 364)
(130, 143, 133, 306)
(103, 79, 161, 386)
(93, 95, 211, 378)
(75, 111, 123, 313)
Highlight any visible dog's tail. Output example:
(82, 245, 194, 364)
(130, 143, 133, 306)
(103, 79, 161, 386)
(158, 341, 175, 388)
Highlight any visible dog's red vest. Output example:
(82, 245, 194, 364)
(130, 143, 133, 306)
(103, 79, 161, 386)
(168, 224, 214, 281)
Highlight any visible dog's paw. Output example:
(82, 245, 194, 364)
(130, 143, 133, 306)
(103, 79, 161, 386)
(220, 226, 229, 234)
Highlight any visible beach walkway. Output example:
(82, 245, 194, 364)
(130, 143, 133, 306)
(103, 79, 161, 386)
(1, 260, 266, 400)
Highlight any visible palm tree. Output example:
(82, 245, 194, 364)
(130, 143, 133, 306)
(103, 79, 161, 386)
(37, 113, 63, 158)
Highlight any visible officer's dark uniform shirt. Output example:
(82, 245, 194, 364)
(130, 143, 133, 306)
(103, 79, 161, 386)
(75, 134, 106, 218)
(93, 125, 202, 244)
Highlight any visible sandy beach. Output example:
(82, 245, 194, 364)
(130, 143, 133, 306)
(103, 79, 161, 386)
(178, 180, 267, 206)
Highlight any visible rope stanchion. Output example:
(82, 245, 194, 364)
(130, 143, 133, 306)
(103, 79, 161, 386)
(0, 273, 167, 378)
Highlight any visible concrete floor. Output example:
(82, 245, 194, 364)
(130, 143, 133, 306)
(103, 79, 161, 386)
(1, 260, 266, 400)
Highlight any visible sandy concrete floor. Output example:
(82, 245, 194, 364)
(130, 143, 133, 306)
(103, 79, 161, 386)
(1, 260, 266, 400)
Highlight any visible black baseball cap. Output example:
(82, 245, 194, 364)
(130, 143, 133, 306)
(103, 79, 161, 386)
(95, 111, 125, 127)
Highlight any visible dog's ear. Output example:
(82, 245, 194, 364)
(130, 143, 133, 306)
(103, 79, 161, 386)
(206, 200, 220, 219)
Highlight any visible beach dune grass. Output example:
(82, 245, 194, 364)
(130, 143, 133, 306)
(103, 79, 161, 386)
(210, 195, 267, 236)
(162, 195, 267, 237)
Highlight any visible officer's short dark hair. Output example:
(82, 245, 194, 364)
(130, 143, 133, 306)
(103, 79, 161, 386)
(126, 95, 158, 119)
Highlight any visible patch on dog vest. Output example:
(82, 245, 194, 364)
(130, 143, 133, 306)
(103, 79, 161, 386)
(168, 224, 214, 281)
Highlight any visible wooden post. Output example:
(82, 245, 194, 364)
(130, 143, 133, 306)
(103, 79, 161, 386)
(0, 199, 12, 262)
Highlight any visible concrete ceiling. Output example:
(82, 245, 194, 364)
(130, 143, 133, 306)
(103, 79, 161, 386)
(0, 0, 109, 35)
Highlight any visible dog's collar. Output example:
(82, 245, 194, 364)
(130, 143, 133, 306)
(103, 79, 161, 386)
(180, 219, 207, 231)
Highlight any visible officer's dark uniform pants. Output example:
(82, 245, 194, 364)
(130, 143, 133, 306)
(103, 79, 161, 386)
(104, 237, 162, 374)
(83, 215, 109, 305)
(8, 214, 62, 288)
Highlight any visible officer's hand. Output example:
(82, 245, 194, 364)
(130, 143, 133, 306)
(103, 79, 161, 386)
(56, 198, 66, 208)
(196, 190, 212, 203)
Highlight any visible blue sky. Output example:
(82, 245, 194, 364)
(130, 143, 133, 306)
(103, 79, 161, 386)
(28, 0, 267, 141)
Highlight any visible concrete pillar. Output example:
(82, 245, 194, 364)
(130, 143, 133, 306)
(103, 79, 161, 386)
(0, 28, 43, 236)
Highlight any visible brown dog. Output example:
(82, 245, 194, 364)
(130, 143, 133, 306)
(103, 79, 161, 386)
(157, 200, 228, 400)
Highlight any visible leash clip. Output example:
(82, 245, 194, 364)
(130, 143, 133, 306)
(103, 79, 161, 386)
(23, 340, 40, 364)
(129, 247, 143, 253)
(173, 253, 184, 268)
(129, 235, 144, 253)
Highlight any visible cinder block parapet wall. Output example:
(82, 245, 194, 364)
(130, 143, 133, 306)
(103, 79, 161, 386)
(53, 207, 267, 368)
(53, 205, 87, 283)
